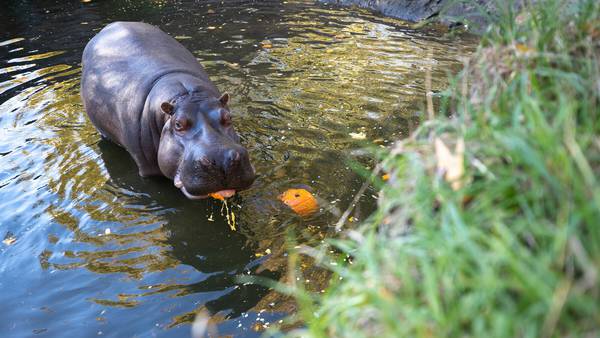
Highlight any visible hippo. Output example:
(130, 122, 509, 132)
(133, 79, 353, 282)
(81, 22, 255, 199)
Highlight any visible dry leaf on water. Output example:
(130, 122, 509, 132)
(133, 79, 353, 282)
(260, 40, 273, 48)
(434, 137, 465, 190)
(3, 232, 16, 246)
(349, 131, 366, 140)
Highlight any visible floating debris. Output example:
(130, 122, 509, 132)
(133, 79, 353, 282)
(349, 131, 366, 140)
(3, 232, 16, 246)
(260, 40, 273, 49)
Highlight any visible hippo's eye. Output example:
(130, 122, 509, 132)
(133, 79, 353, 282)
(220, 110, 232, 126)
(173, 119, 188, 131)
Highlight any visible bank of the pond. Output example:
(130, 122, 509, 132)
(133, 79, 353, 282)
(278, 0, 600, 336)
(321, 0, 511, 32)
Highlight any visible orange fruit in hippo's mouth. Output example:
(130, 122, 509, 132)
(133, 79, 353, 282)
(278, 188, 319, 216)
(210, 193, 225, 201)
(209, 189, 236, 201)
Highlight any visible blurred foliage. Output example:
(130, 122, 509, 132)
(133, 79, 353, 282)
(278, 0, 600, 336)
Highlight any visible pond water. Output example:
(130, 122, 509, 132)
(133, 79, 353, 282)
(0, 1, 475, 336)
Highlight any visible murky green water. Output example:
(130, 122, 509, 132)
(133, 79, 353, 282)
(0, 1, 475, 336)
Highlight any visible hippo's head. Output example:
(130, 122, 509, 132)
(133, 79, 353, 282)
(157, 92, 256, 199)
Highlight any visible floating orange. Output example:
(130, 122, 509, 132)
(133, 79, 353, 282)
(278, 188, 318, 216)
(382, 173, 390, 181)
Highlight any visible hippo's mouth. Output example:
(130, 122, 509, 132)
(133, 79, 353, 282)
(173, 172, 236, 200)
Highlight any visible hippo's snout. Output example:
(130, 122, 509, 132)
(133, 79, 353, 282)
(176, 145, 256, 199)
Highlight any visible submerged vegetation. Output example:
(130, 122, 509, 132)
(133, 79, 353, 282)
(278, 0, 600, 336)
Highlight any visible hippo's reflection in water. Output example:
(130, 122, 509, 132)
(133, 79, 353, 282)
(46, 140, 286, 327)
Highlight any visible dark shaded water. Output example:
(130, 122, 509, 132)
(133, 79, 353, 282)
(0, 1, 475, 336)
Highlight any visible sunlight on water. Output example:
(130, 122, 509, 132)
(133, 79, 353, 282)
(0, 0, 475, 336)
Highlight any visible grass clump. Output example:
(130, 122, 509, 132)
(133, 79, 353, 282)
(278, 0, 600, 336)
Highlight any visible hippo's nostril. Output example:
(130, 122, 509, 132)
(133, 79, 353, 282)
(200, 156, 211, 167)
(228, 149, 240, 164)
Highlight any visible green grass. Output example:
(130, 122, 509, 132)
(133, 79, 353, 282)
(273, 0, 600, 336)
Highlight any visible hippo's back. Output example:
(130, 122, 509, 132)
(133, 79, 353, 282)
(81, 22, 210, 145)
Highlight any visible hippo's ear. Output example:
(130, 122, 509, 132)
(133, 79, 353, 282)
(161, 102, 175, 115)
(219, 92, 230, 106)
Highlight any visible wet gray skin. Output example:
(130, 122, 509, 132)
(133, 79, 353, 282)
(81, 22, 256, 198)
